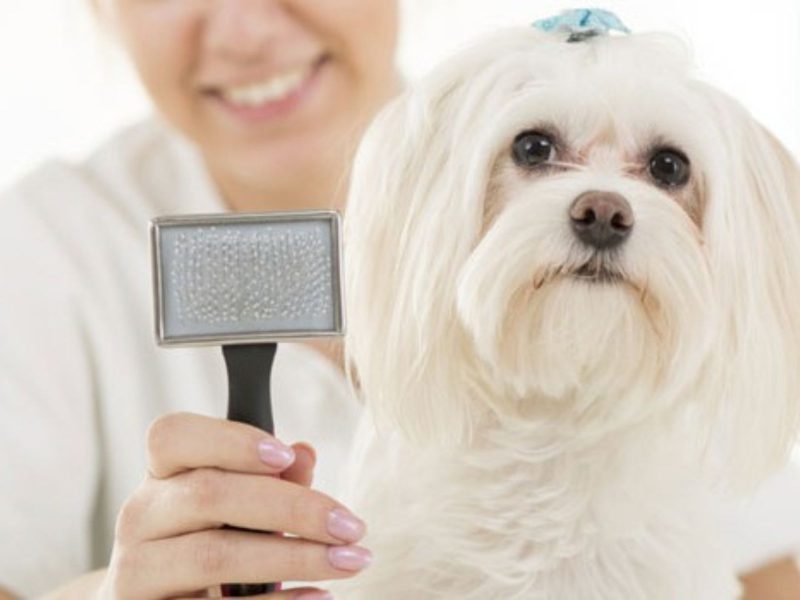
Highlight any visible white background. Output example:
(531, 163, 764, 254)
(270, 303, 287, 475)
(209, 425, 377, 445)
(0, 0, 798, 188)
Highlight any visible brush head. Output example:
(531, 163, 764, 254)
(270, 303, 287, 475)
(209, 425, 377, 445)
(150, 210, 344, 346)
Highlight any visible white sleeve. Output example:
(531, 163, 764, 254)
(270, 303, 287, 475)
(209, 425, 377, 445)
(721, 457, 800, 573)
(0, 186, 100, 597)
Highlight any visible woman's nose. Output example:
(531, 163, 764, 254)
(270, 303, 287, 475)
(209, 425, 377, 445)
(204, 0, 295, 60)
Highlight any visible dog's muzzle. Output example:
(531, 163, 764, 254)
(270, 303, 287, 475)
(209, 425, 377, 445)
(569, 191, 633, 250)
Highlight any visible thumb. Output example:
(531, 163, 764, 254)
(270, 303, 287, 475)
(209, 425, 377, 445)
(281, 442, 316, 487)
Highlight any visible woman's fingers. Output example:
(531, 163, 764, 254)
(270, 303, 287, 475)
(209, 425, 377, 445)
(120, 529, 371, 599)
(146, 412, 298, 479)
(118, 468, 365, 546)
(107, 413, 369, 599)
(282, 442, 316, 487)
(262, 590, 333, 600)
(174, 587, 332, 600)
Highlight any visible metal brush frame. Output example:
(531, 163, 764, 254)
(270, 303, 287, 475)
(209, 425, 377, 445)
(150, 210, 345, 347)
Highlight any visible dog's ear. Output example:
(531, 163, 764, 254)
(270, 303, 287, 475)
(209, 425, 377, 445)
(702, 94, 800, 486)
(344, 44, 513, 445)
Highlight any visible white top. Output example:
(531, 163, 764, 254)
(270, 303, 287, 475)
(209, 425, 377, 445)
(721, 459, 800, 571)
(0, 119, 360, 597)
(1, 118, 799, 597)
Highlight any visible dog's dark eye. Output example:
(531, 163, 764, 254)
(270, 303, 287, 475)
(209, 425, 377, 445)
(512, 131, 555, 168)
(649, 148, 690, 187)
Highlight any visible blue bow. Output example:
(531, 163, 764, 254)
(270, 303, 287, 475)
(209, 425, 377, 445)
(533, 8, 630, 42)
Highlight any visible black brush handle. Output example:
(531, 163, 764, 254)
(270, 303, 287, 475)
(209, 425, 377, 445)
(221, 343, 279, 597)
(224, 343, 277, 433)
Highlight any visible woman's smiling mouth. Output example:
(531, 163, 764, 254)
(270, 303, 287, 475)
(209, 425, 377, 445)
(205, 55, 330, 121)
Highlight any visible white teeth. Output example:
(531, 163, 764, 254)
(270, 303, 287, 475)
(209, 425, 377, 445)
(221, 66, 312, 107)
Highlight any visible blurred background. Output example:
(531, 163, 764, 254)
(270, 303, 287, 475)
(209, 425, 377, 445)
(0, 0, 798, 188)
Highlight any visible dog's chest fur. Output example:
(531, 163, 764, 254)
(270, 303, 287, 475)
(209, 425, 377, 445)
(333, 416, 741, 599)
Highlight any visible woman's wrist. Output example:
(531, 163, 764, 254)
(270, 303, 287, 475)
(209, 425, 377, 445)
(740, 555, 800, 599)
(0, 585, 19, 600)
(38, 568, 107, 600)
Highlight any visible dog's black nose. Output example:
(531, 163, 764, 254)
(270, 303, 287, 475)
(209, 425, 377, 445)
(569, 191, 634, 250)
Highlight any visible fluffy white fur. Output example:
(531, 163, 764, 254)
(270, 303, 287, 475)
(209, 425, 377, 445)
(335, 27, 800, 599)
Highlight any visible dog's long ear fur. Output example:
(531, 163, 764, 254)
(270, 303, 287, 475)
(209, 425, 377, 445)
(344, 37, 528, 445)
(701, 88, 800, 485)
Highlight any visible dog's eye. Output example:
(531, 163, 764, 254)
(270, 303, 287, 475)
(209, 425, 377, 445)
(512, 131, 555, 168)
(649, 149, 690, 187)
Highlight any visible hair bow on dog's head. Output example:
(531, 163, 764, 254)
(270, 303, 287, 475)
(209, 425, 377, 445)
(533, 8, 630, 42)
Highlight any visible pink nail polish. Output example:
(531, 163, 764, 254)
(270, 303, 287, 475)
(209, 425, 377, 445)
(328, 545, 373, 572)
(257, 439, 295, 469)
(327, 507, 367, 542)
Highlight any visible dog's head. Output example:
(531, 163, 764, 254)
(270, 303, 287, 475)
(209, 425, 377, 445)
(345, 27, 800, 480)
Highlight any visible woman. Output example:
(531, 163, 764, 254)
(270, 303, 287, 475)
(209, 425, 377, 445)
(0, 1, 797, 598)
(0, 1, 398, 598)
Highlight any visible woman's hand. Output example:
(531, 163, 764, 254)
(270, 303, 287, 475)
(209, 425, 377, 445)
(99, 412, 370, 599)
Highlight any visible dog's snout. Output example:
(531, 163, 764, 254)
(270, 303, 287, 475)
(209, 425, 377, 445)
(569, 191, 634, 250)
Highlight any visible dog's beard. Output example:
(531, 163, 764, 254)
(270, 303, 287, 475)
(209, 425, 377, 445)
(456, 174, 715, 425)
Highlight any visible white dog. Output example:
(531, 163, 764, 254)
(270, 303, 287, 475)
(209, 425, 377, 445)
(337, 21, 800, 600)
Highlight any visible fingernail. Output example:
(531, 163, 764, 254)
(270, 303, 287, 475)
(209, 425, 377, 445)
(257, 439, 295, 469)
(328, 545, 373, 572)
(327, 507, 367, 543)
(296, 592, 334, 600)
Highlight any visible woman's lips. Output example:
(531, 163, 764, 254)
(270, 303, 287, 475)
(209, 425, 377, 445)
(205, 56, 329, 123)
